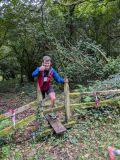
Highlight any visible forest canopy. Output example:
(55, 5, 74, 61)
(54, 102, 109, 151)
(0, 0, 120, 85)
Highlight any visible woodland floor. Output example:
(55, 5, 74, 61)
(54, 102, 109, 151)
(0, 79, 120, 160)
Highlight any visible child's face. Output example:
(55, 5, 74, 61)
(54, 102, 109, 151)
(43, 60, 51, 70)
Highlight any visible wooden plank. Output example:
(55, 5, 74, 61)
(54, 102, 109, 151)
(0, 101, 37, 121)
(64, 79, 71, 121)
(0, 105, 64, 137)
(45, 114, 66, 134)
(0, 82, 46, 121)
(0, 101, 50, 121)
(0, 112, 72, 138)
(0, 114, 35, 137)
(1, 99, 120, 138)
(38, 120, 76, 138)
(69, 89, 120, 97)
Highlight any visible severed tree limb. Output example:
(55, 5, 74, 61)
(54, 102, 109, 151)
(85, 42, 109, 63)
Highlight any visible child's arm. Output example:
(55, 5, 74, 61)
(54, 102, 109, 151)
(32, 66, 45, 77)
(52, 68, 64, 84)
(32, 67, 40, 77)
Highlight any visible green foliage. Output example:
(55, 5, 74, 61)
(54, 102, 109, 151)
(1, 102, 120, 159)
(0, 119, 12, 130)
(78, 72, 120, 94)
(102, 58, 120, 77)
(18, 82, 36, 97)
(0, 0, 120, 85)
(0, 145, 11, 159)
(83, 96, 93, 102)
(0, 79, 18, 92)
(51, 39, 108, 87)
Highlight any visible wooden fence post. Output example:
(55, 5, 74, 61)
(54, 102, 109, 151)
(64, 78, 71, 121)
(36, 82, 44, 121)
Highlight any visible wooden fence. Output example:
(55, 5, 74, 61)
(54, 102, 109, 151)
(0, 80, 120, 138)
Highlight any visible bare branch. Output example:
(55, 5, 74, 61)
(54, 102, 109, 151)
(85, 42, 109, 63)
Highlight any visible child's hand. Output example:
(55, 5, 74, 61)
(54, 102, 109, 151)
(64, 79, 68, 83)
(39, 66, 45, 71)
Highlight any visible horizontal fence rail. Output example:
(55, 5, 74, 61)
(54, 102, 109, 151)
(0, 101, 37, 121)
(69, 89, 120, 96)
(0, 80, 120, 138)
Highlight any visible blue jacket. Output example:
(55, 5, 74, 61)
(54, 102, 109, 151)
(32, 67, 64, 91)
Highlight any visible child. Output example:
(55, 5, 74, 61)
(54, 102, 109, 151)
(32, 56, 67, 112)
(108, 146, 120, 160)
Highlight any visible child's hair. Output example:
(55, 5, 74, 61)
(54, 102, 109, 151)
(43, 56, 51, 62)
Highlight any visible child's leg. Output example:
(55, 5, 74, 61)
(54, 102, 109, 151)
(48, 92, 56, 111)
(48, 88, 62, 118)
(47, 86, 55, 111)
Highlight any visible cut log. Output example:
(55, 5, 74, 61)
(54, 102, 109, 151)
(45, 114, 66, 134)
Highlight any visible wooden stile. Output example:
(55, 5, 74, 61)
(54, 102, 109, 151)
(64, 78, 71, 121)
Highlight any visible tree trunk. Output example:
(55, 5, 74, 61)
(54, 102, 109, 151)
(65, 5, 75, 43)
(20, 66, 23, 84)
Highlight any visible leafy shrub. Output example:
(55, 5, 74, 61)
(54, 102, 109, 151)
(102, 58, 120, 78)
(49, 39, 109, 88)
